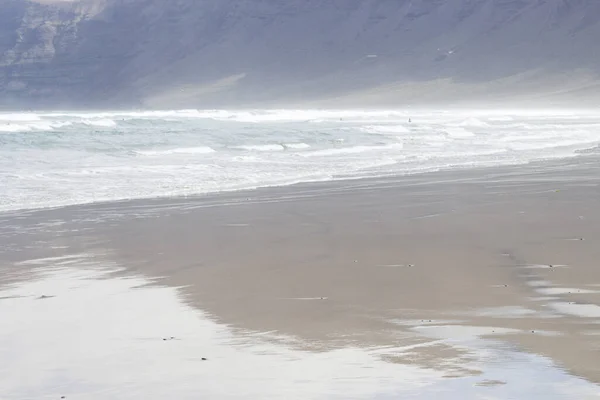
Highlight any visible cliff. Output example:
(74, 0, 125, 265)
(2, 0, 600, 109)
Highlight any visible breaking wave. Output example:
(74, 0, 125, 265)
(0, 113, 42, 122)
(3, 109, 600, 212)
(444, 127, 475, 138)
(79, 119, 118, 127)
(303, 143, 403, 157)
(234, 143, 310, 152)
(283, 143, 311, 150)
(0, 121, 72, 132)
(234, 144, 286, 152)
(135, 146, 216, 156)
(361, 125, 411, 135)
(455, 118, 490, 128)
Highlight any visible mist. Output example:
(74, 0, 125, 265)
(1, 0, 600, 109)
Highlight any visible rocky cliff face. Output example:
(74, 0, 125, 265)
(0, 0, 104, 107)
(2, 0, 600, 109)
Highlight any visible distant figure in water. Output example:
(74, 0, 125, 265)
(408, 118, 412, 123)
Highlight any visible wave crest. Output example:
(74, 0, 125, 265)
(445, 127, 475, 138)
(80, 119, 117, 128)
(304, 143, 403, 157)
(135, 146, 216, 156)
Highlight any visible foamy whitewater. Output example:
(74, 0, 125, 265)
(1, 109, 600, 212)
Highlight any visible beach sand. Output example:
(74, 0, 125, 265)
(2, 155, 600, 398)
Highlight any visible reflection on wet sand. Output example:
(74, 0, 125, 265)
(2, 156, 600, 398)
(1, 255, 599, 400)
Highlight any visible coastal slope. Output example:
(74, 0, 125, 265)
(2, 0, 600, 108)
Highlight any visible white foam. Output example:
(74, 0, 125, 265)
(488, 116, 515, 122)
(445, 127, 475, 138)
(0, 123, 31, 132)
(303, 143, 403, 157)
(282, 143, 310, 150)
(456, 118, 490, 128)
(45, 109, 204, 120)
(195, 109, 410, 123)
(0, 121, 71, 132)
(234, 144, 285, 152)
(136, 147, 216, 156)
(3, 109, 600, 212)
(508, 138, 599, 151)
(0, 113, 42, 122)
(29, 109, 600, 123)
(79, 119, 118, 127)
(360, 125, 411, 134)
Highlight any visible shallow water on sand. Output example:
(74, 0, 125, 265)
(1, 253, 599, 399)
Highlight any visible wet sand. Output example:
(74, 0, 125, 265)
(2, 155, 600, 398)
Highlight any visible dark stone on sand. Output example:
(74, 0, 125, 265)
(202, 357, 207, 361)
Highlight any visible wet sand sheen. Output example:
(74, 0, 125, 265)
(1, 156, 600, 398)
(2, 262, 598, 399)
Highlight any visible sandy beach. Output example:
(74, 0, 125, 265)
(2, 154, 600, 398)
(4, 0, 600, 397)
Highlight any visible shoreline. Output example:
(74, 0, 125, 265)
(2, 154, 600, 396)
(1, 152, 597, 218)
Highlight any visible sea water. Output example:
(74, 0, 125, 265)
(1, 109, 600, 212)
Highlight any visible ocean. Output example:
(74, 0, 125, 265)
(1, 109, 600, 212)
